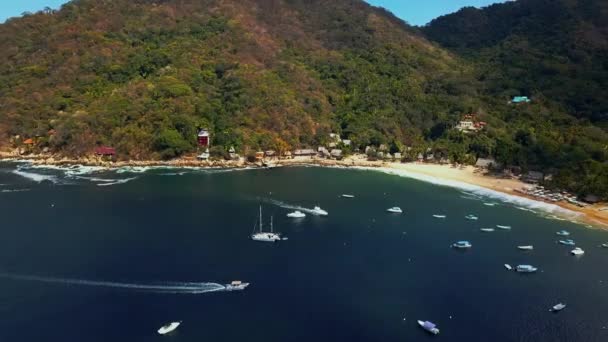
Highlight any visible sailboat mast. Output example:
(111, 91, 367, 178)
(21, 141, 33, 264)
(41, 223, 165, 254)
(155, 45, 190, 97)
(259, 206, 263, 232)
(271, 216, 273, 233)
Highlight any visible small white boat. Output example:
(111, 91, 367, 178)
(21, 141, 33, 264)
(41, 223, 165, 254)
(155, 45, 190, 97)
(452, 241, 472, 249)
(483, 202, 497, 206)
(571, 247, 584, 256)
(496, 225, 512, 230)
(287, 210, 306, 218)
(387, 207, 403, 214)
(504, 264, 513, 270)
(516, 265, 538, 273)
(556, 230, 570, 236)
(433, 214, 446, 219)
(601, 243, 608, 248)
(341, 194, 355, 198)
(310, 206, 328, 216)
(224, 280, 250, 291)
(559, 239, 575, 246)
(480, 228, 495, 232)
(518, 245, 534, 251)
(417, 320, 440, 335)
(465, 214, 478, 220)
(158, 321, 181, 335)
(551, 303, 566, 312)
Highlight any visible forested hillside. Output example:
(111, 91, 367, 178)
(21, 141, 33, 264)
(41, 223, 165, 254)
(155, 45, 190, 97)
(0, 0, 607, 198)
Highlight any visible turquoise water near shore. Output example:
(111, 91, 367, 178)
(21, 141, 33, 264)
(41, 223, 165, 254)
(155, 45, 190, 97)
(0, 163, 607, 341)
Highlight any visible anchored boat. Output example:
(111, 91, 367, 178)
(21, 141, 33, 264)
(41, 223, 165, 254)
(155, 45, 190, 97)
(287, 210, 306, 218)
(387, 207, 403, 214)
(418, 320, 440, 335)
(571, 247, 585, 256)
(251, 206, 282, 242)
(516, 265, 538, 273)
(517, 245, 534, 251)
(551, 303, 566, 312)
(452, 241, 472, 249)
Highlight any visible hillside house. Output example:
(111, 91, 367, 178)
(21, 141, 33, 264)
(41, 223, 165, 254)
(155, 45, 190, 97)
(95, 146, 116, 156)
(511, 96, 531, 104)
(294, 149, 316, 157)
(197, 129, 210, 147)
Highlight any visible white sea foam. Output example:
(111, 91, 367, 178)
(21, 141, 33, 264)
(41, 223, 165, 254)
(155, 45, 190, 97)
(29, 164, 106, 177)
(1, 189, 30, 193)
(264, 198, 326, 215)
(356, 166, 582, 222)
(12, 170, 60, 184)
(96, 177, 138, 187)
(0, 273, 226, 294)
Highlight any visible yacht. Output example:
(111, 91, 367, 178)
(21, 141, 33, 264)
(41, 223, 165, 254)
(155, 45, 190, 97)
(310, 206, 328, 216)
(551, 303, 566, 312)
(251, 206, 282, 242)
(517, 245, 534, 251)
(465, 214, 478, 220)
(387, 207, 403, 214)
(556, 230, 571, 236)
(516, 265, 538, 273)
(558, 239, 575, 246)
(452, 241, 472, 249)
(287, 210, 306, 218)
(602, 243, 608, 248)
(504, 264, 513, 270)
(417, 320, 440, 335)
(158, 321, 181, 335)
(341, 194, 355, 198)
(496, 225, 512, 230)
(571, 247, 584, 256)
(480, 228, 495, 232)
(433, 214, 446, 219)
(224, 280, 250, 291)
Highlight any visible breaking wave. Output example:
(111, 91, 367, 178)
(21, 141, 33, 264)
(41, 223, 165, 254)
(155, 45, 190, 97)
(12, 170, 60, 184)
(0, 273, 226, 294)
(96, 177, 138, 187)
(356, 166, 582, 222)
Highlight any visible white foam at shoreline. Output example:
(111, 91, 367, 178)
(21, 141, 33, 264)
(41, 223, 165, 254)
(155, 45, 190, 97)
(12, 170, 60, 184)
(355, 166, 582, 221)
(97, 177, 138, 187)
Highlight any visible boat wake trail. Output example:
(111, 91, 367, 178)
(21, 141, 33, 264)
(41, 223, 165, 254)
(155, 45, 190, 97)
(263, 198, 319, 215)
(0, 273, 226, 294)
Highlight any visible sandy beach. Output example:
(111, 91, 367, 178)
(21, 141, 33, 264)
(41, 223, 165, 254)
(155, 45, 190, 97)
(2, 151, 607, 229)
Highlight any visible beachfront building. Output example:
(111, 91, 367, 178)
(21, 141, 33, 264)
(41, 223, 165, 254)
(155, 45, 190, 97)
(283, 151, 293, 159)
(394, 152, 402, 161)
(197, 129, 210, 147)
(522, 171, 544, 183)
(95, 146, 116, 156)
(229, 146, 238, 160)
(294, 149, 316, 157)
(475, 158, 499, 169)
(255, 151, 265, 161)
(330, 149, 343, 160)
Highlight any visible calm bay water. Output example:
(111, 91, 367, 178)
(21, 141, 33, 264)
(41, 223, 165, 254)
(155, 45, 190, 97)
(0, 162, 607, 341)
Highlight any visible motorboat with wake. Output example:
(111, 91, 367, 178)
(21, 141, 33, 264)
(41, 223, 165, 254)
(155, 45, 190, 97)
(516, 265, 538, 273)
(556, 230, 571, 236)
(341, 194, 355, 198)
(452, 241, 472, 249)
(310, 206, 328, 216)
(559, 239, 575, 246)
(251, 206, 282, 242)
(496, 225, 512, 230)
(287, 210, 306, 218)
(418, 320, 440, 335)
(602, 243, 608, 248)
(433, 214, 446, 219)
(224, 280, 250, 291)
(480, 228, 495, 232)
(504, 264, 513, 270)
(158, 321, 181, 335)
(517, 245, 534, 251)
(465, 214, 478, 220)
(387, 207, 403, 214)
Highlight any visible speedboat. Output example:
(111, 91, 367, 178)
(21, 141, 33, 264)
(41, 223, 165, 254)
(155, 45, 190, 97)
(517, 245, 534, 251)
(387, 207, 403, 214)
(601, 243, 608, 248)
(310, 206, 328, 216)
(158, 321, 181, 335)
(558, 239, 575, 246)
(224, 280, 250, 291)
(452, 241, 472, 249)
(480, 228, 495, 232)
(465, 214, 478, 220)
(287, 210, 306, 218)
(551, 303, 566, 312)
(571, 247, 584, 256)
(504, 264, 513, 270)
(556, 230, 571, 236)
(417, 320, 440, 335)
(516, 265, 538, 273)
(496, 225, 512, 230)
(433, 214, 446, 219)
(341, 194, 355, 198)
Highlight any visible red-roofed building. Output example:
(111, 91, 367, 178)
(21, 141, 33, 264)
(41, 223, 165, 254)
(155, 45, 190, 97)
(23, 138, 35, 145)
(95, 146, 116, 156)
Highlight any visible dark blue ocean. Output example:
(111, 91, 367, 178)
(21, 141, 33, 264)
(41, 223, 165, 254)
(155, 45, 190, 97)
(0, 162, 607, 341)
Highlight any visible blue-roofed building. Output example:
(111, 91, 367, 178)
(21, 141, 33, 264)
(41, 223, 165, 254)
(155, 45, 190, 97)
(511, 96, 531, 104)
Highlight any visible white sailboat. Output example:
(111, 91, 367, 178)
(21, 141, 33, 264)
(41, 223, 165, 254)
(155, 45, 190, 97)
(251, 206, 282, 242)
(158, 321, 181, 335)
